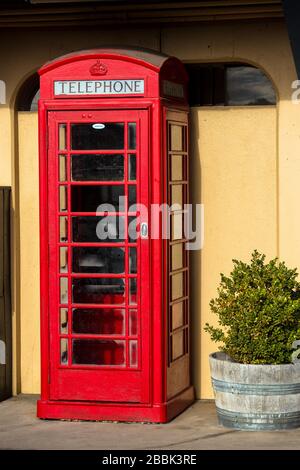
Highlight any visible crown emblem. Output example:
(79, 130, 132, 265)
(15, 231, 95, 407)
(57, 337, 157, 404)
(89, 60, 108, 76)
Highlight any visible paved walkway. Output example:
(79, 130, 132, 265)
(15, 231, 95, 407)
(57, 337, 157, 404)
(0, 395, 300, 450)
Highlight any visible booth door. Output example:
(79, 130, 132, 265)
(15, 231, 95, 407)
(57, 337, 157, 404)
(47, 110, 150, 403)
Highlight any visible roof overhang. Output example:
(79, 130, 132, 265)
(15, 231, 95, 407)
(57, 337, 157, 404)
(0, 1, 283, 28)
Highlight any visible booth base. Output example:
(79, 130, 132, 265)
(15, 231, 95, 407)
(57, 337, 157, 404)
(37, 386, 194, 423)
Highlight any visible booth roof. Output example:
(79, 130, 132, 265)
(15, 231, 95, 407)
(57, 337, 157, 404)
(39, 47, 171, 75)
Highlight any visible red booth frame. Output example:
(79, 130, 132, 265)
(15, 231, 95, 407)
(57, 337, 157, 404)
(37, 49, 194, 422)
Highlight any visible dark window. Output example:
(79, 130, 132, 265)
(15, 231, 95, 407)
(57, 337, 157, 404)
(71, 123, 124, 150)
(226, 66, 276, 106)
(16, 73, 40, 112)
(72, 247, 125, 274)
(185, 63, 276, 107)
(71, 154, 124, 181)
(71, 185, 125, 212)
(30, 90, 40, 112)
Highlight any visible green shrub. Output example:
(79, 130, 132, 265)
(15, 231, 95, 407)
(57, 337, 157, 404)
(204, 250, 300, 364)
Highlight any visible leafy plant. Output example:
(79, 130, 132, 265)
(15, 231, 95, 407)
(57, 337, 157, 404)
(205, 250, 300, 364)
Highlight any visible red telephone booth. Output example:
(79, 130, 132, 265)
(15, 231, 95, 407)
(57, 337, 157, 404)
(37, 48, 194, 422)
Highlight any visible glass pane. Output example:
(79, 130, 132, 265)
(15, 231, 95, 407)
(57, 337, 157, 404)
(172, 302, 184, 330)
(172, 213, 183, 240)
(129, 340, 138, 367)
(128, 185, 136, 208)
(59, 155, 67, 182)
(59, 186, 67, 212)
(171, 243, 183, 271)
(172, 331, 184, 360)
(129, 309, 138, 336)
(71, 123, 124, 150)
(129, 278, 137, 305)
(72, 339, 125, 365)
(128, 217, 138, 242)
(128, 154, 136, 181)
(128, 122, 136, 150)
(171, 185, 183, 208)
(59, 124, 67, 151)
(170, 125, 183, 151)
(60, 308, 68, 334)
(71, 185, 124, 212)
(72, 216, 125, 243)
(129, 247, 137, 274)
(73, 247, 125, 274)
(60, 247, 68, 273)
(72, 308, 125, 335)
(60, 277, 68, 304)
(226, 66, 276, 106)
(171, 154, 183, 181)
(59, 216, 68, 242)
(60, 338, 68, 364)
(171, 272, 183, 301)
(72, 278, 125, 304)
(72, 154, 124, 182)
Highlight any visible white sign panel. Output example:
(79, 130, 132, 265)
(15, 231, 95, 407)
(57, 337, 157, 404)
(54, 79, 144, 96)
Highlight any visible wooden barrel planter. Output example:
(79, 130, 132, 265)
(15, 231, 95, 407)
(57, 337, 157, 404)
(209, 352, 300, 430)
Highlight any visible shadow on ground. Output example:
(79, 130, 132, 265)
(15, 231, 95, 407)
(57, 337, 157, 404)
(0, 395, 299, 450)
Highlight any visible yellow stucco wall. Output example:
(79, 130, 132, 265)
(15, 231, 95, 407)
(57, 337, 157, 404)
(190, 107, 277, 398)
(0, 109, 12, 186)
(0, 19, 299, 398)
(18, 113, 40, 394)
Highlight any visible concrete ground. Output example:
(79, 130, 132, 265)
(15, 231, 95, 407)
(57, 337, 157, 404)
(1, 395, 300, 450)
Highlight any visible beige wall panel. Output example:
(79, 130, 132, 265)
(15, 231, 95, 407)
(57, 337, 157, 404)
(0, 108, 12, 186)
(18, 112, 40, 394)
